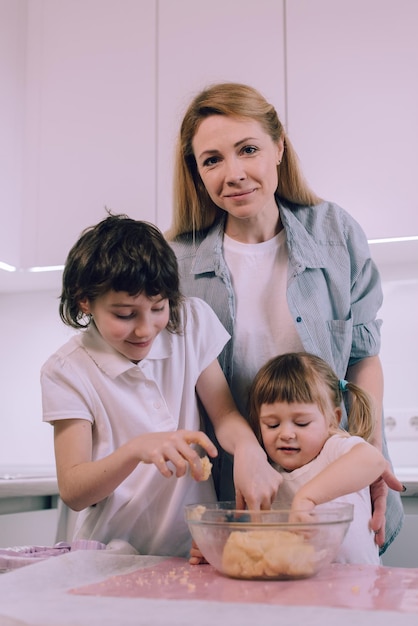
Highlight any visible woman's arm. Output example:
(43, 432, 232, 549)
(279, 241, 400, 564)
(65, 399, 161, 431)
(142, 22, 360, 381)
(54, 419, 218, 511)
(346, 355, 404, 545)
(346, 355, 383, 448)
(196, 359, 282, 510)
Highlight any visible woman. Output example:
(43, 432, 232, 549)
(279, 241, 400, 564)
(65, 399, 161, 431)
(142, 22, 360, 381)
(167, 82, 403, 554)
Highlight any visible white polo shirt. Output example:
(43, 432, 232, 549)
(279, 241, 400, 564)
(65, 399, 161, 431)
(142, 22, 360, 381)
(41, 297, 229, 557)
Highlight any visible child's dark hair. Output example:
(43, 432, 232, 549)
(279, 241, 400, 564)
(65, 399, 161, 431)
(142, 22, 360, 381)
(60, 214, 184, 331)
(248, 352, 375, 442)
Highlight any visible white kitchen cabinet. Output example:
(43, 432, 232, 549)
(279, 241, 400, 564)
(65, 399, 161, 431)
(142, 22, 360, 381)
(0, 0, 26, 268)
(20, 0, 157, 269)
(0, 509, 58, 548)
(2, 0, 418, 284)
(1, 0, 286, 285)
(286, 0, 418, 242)
(156, 0, 286, 233)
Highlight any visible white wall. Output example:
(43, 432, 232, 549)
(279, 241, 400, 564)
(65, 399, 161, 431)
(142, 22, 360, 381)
(380, 278, 418, 412)
(0, 271, 417, 467)
(0, 287, 75, 466)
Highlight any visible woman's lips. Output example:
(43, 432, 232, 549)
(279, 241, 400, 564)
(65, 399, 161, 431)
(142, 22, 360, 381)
(224, 188, 255, 199)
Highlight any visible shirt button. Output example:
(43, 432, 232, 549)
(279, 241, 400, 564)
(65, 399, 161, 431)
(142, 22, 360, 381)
(153, 401, 161, 409)
(296, 316, 302, 323)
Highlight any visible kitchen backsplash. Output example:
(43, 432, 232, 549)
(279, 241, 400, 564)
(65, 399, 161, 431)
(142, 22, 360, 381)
(1, 275, 417, 467)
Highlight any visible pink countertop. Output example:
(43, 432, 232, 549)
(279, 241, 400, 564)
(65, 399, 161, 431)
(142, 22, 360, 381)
(0, 551, 417, 626)
(71, 556, 418, 614)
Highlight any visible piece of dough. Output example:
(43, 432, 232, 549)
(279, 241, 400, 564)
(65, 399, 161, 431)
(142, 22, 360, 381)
(222, 529, 316, 579)
(191, 456, 212, 481)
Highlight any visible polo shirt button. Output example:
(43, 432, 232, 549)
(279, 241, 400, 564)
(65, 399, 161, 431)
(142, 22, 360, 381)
(154, 401, 161, 409)
(296, 316, 302, 323)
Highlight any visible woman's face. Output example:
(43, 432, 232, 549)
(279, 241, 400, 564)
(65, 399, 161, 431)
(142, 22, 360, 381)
(192, 115, 283, 224)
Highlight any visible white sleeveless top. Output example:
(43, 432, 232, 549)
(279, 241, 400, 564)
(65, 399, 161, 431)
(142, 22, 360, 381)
(223, 229, 303, 416)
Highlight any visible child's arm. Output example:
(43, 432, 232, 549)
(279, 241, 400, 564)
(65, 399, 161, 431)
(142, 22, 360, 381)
(53, 418, 218, 511)
(196, 359, 282, 510)
(291, 441, 387, 514)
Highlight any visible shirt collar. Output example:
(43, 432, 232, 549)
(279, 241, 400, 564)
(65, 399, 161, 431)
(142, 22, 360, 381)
(191, 216, 226, 275)
(191, 202, 327, 276)
(279, 201, 328, 270)
(81, 322, 173, 379)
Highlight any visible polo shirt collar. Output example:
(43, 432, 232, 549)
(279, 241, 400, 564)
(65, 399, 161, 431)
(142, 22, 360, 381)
(81, 322, 172, 379)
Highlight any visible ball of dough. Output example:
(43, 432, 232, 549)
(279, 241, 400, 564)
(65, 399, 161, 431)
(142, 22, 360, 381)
(222, 529, 316, 579)
(191, 455, 212, 481)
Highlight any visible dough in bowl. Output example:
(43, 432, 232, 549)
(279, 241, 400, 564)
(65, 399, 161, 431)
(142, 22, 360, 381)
(222, 529, 316, 579)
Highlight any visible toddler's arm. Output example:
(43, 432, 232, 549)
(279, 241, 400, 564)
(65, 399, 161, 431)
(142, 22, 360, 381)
(291, 441, 387, 514)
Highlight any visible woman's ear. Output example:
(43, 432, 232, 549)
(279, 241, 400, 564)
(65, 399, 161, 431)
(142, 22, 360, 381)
(79, 298, 91, 315)
(276, 136, 285, 164)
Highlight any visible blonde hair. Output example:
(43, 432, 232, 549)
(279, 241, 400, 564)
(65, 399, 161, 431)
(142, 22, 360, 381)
(167, 82, 322, 239)
(248, 352, 375, 443)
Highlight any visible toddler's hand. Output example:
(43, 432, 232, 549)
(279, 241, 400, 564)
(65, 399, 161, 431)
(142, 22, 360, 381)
(289, 497, 316, 524)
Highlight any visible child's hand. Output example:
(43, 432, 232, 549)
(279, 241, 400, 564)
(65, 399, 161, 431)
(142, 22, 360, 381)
(289, 498, 316, 525)
(189, 540, 208, 565)
(289, 499, 318, 540)
(134, 429, 217, 479)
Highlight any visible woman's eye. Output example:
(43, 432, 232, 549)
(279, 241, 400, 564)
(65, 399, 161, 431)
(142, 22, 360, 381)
(202, 156, 220, 167)
(242, 145, 257, 155)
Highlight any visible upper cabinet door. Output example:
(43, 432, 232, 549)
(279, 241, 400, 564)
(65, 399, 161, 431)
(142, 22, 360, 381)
(156, 0, 286, 233)
(286, 0, 418, 240)
(0, 0, 26, 269)
(21, 0, 157, 268)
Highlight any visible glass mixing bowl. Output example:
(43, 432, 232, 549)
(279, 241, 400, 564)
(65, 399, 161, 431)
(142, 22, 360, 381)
(185, 501, 353, 580)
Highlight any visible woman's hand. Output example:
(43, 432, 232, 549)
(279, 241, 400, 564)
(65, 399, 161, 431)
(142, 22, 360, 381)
(369, 465, 404, 546)
(233, 443, 282, 510)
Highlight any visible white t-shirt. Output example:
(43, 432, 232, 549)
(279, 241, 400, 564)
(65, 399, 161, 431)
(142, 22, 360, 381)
(41, 297, 228, 557)
(272, 434, 380, 565)
(224, 230, 303, 415)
